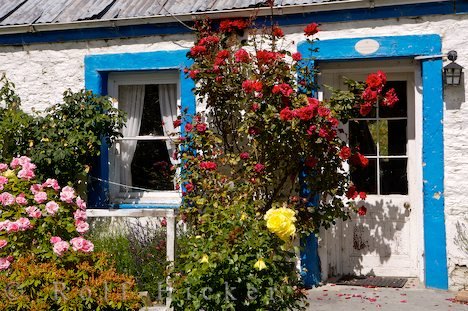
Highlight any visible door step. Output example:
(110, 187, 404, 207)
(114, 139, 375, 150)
(334, 276, 407, 288)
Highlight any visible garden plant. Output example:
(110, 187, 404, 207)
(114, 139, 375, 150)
(171, 16, 397, 310)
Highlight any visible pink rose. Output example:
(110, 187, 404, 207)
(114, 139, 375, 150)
(0, 192, 15, 206)
(10, 157, 21, 169)
(73, 209, 87, 221)
(17, 168, 35, 180)
(45, 201, 59, 215)
(6, 222, 20, 233)
(16, 193, 28, 206)
(76, 196, 86, 210)
(42, 178, 60, 191)
(0, 240, 7, 249)
(240, 152, 250, 160)
(0, 163, 8, 171)
(254, 163, 265, 173)
(75, 220, 89, 234)
(0, 257, 10, 270)
(50, 236, 62, 244)
(60, 186, 76, 203)
(0, 176, 7, 185)
(53, 241, 70, 257)
(0, 221, 9, 231)
(34, 191, 48, 204)
(25, 206, 42, 219)
(30, 184, 43, 194)
(17, 218, 31, 231)
(70, 237, 94, 253)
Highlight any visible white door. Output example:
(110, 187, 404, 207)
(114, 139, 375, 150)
(318, 60, 422, 278)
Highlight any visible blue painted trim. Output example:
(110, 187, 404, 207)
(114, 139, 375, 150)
(298, 34, 448, 289)
(421, 59, 448, 289)
(84, 49, 195, 208)
(0, 1, 465, 46)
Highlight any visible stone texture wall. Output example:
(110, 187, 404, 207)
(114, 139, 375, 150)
(0, 13, 467, 289)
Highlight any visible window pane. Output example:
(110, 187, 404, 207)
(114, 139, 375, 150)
(349, 120, 378, 156)
(379, 119, 407, 156)
(351, 158, 377, 194)
(380, 81, 407, 118)
(138, 84, 165, 136)
(131, 140, 175, 191)
(380, 158, 408, 195)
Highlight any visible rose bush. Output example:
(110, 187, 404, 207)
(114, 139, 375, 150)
(0, 157, 142, 310)
(171, 15, 397, 310)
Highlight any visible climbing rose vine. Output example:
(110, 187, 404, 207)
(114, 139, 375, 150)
(171, 17, 397, 310)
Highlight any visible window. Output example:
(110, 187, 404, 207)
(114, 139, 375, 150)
(350, 81, 408, 195)
(107, 71, 181, 205)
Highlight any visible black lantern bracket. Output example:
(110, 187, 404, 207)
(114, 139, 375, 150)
(443, 50, 464, 86)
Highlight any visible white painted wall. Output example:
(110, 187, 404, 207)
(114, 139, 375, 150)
(0, 13, 467, 289)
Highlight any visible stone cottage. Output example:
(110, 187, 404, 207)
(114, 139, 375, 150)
(0, 0, 466, 291)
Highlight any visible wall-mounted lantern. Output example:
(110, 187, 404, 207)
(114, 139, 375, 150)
(443, 50, 463, 86)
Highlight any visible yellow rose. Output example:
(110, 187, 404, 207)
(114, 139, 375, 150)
(254, 258, 267, 271)
(264, 207, 296, 242)
(200, 254, 209, 263)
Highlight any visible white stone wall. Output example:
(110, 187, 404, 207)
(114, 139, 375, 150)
(0, 13, 467, 289)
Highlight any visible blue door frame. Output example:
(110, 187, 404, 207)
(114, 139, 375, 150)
(298, 34, 448, 290)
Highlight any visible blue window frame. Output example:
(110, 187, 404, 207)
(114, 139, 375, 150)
(84, 50, 195, 209)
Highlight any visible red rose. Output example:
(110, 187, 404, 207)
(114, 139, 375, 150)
(350, 152, 369, 168)
(346, 185, 358, 199)
(219, 19, 248, 33)
(366, 70, 386, 92)
(254, 163, 265, 173)
(173, 119, 182, 128)
(382, 88, 399, 107)
(359, 103, 373, 116)
(248, 127, 260, 135)
(196, 123, 207, 133)
(362, 88, 378, 102)
(307, 125, 317, 135)
(272, 83, 294, 97)
(200, 161, 217, 170)
(357, 206, 367, 216)
(198, 35, 220, 46)
(234, 48, 251, 63)
(296, 104, 316, 121)
(359, 192, 367, 200)
(292, 52, 302, 61)
(251, 103, 260, 111)
(318, 106, 330, 117)
(217, 49, 230, 59)
(305, 157, 318, 168)
(185, 123, 193, 132)
(190, 45, 207, 57)
(279, 107, 295, 121)
(240, 152, 250, 160)
(272, 26, 284, 37)
(242, 80, 263, 93)
(185, 182, 194, 192)
(160, 217, 167, 227)
(189, 70, 200, 79)
(304, 23, 319, 36)
(339, 146, 351, 160)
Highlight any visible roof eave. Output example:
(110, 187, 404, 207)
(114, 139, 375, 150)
(0, 0, 447, 35)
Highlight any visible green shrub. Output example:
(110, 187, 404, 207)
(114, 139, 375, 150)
(0, 253, 142, 311)
(0, 75, 126, 189)
(88, 217, 168, 302)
